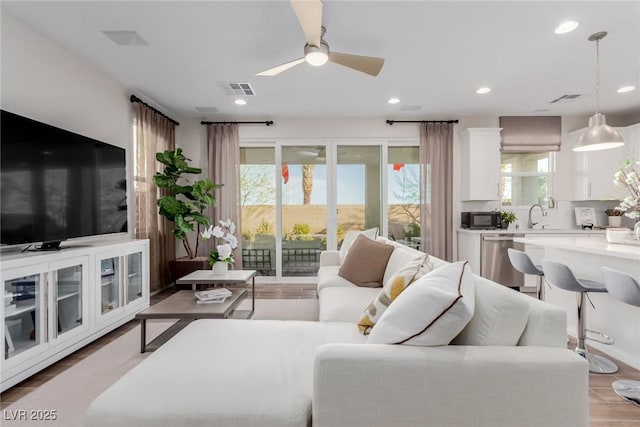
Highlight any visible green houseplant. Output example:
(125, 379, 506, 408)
(500, 211, 517, 229)
(153, 149, 222, 280)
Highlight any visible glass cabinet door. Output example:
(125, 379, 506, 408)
(126, 252, 143, 305)
(53, 264, 84, 338)
(3, 272, 46, 361)
(100, 257, 120, 314)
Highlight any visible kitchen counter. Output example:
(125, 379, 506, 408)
(514, 235, 640, 261)
(458, 228, 604, 235)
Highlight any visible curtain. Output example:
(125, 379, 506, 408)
(206, 124, 242, 269)
(134, 103, 176, 292)
(419, 122, 454, 261)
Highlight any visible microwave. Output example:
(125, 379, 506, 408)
(461, 211, 502, 229)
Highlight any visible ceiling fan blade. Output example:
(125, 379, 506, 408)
(291, 0, 323, 46)
(256, 58, 306, 76)
(329, 52, 385, 76)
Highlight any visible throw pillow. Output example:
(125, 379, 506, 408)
(339, 227, 378, 264)
(367, 261, 475, 346)
(357, 254, 433, 334)
(338, 234, 394, 288)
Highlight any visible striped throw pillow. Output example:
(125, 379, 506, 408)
(357, 253, 433, 334)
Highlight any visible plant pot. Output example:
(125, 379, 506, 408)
(502, 221, 510, 230)
(169, 257, 210, 289)
(608, 216, 622, 227)
(211, 262, 228, 276)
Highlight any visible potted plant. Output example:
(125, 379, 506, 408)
(153, 148, 222, 282)
(201, 219, 238, 275)
(605, 208, 624, 227)
(500, 211, 517, 230)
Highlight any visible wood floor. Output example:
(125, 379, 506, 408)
(2, 284, 639, 426)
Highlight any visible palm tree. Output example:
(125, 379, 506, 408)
(302, 164, 315, 205)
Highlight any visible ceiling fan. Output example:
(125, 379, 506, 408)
(256, 0, 385, 77)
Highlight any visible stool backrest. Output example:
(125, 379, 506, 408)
(601, 267, 640, 307)
(542, 260, 584, 292)
(508, 249, 543, 276)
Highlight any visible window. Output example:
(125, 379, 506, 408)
(387, 146, 421, 249)
(500, 152, 551, 207)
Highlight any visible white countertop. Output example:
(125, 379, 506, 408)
(457, 228, 604, 235)
(514, 235, 640, 261)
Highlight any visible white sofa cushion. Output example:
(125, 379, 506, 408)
(85, 320, 365, 427)
(357, 254, 433, 334)
(381, 244, 425, 285)
(317, 266, 355, 293)
(339, 228, 378, 264)
(452, 276, 531, 346)
(368, 261, 475, 346)
(319, 287, 380, 322)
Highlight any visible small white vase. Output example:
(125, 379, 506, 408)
(212, 262, 228, 275)
(608, 216, 622, 227)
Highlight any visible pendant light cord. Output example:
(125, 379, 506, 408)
(595, 39, 601, 113)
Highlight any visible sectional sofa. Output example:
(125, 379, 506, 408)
(85, 237, 588, 427)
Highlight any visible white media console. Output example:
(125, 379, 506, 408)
(1, 236, 149, 391)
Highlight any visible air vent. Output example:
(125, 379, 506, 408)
(549, 94, 582, 104)
(195, 106, 220, 113)
(219, 82, 256, 96)
(399, 105, 422, 112)
(102, 31, 148, 46)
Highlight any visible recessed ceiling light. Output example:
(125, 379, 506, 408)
(387, 97, 400, 104)
(554, 21, 580, 34)
(476, 87, 491, 94)
(234, 99, 247, 105)
(617, 85, 636, 93)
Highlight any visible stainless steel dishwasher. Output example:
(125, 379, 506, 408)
(480, 234, 525, 288)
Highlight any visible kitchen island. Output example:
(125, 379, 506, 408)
(515, 235, 640, 370)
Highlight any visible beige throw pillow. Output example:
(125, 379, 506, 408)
(338, 235, 394, 288)
(357, 254, 433, 334)
(367, 261, 475, 346)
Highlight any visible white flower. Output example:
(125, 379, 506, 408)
(225, 233, 238, 249)
(217, 244, 232, 260)
(200, 225, 214, 240)
(229, 222, 236, 234)
(212, 226, 224, 238)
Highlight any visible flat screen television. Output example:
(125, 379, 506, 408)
(1, 110, 127, 249)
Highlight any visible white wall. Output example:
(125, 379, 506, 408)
(1, 12, 135, 237)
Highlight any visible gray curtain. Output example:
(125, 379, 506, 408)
(419, 122, 454, 261)
(206, 124, 242, 269)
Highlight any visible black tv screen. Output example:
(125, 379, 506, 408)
(1, 110, 127, 247)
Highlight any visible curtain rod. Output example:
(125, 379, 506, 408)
(386, 119, 459, 125)
(200, 120, 274, 126)
(129, 95, 180, 126)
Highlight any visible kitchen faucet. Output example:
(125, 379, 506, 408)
(528, 204, 547, 229)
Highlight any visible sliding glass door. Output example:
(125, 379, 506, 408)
(240, 140, 418, 278)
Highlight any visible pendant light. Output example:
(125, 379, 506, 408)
(573, 31, 625, 152)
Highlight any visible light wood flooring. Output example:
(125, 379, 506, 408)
(2, 284, 639, 426)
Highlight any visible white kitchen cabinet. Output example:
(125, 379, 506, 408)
(460, 128, 502, 201)
(456, 231, 481, 274)
(570, 123, 639, 200)
(1, 238, 149, 391)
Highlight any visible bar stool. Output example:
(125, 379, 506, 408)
(601, 267, 640, 406)
(541, 260, 618, 374)
(507, 249, 546, 300)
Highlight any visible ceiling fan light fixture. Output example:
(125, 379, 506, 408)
(304, 43, 329, 67)
(574, 31, 625, 152)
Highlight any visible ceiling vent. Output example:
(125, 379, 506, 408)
(102, 31, 148, 46)
(219, 82, 256, 96)
(399, 105, 422, 112)
(195, 106, 220, 113)
(549, 94, 582, 104)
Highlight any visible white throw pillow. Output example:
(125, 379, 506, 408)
(339, 228, 378, 264)
(452, 277, 530, 346)
(367, 261, 475, 346)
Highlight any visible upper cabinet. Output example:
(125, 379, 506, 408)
(570, 123, 639, 201)
(460, 128, 502, 201)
